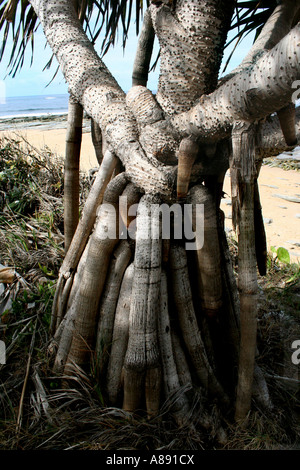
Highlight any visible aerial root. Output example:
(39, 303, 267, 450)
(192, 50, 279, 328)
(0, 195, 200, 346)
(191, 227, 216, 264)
(106, 262, 134, 405)
(95, 242, 133, 377)
(122, 194, 162, 415)
(158, 270, 191, 425)
(189, 185, 223, 317)
(49, 180, 272, 430)
(50, 149, 118, 334)
(277, 102, 297, 147)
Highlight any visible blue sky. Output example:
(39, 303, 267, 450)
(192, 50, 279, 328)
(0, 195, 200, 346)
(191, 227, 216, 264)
(0, 17, 255, 98)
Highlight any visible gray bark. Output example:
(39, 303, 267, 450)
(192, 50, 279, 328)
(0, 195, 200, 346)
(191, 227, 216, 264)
(172, 24, 300, 141)
(106, 262, 134, 405)
(150, 0, 235, 114)
(65, 174, 127, 370)
(30, 0, 174, 197)
(95, 241, 132, 376)
(122, 194, 162, 415)
(132, 8, 155, 87)
(229, 0, 300, 76)
(29, 0, 300, 425)
(29, 0, 300, 199)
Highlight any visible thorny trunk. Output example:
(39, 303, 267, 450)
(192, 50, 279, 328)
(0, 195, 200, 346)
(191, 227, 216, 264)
(30, 0, 300, 428)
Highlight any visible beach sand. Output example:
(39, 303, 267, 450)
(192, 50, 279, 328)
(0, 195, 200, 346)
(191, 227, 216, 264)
(1, 119, 299, 260)
(0, 117, 99, 173)
(20, 127, 99, 172)
(221, 167, 300, 261)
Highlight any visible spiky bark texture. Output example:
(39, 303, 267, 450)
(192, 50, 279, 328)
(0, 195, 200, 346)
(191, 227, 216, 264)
(30, 0, 300, 427)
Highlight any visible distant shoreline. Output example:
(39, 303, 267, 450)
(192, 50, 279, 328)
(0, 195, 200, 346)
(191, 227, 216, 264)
(0, 112, 68, 121)
(0, 112, 92, 132)
(0, 113, 98, 173)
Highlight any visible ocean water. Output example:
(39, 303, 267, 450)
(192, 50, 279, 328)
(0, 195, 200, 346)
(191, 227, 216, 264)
(0, 94, 69, 118)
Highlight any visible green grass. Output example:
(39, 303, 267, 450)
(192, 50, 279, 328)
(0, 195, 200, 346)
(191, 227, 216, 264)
(262, 248, 300, 321)
(0, 136, 93, 449)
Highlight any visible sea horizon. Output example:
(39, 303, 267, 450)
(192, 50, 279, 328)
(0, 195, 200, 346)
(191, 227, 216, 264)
(0, 93, 69, 119)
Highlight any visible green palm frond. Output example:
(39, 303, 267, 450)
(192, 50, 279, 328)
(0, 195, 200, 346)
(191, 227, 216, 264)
(89, 0, 149, 56)
(0, 0, 287, 77)
(0, 0, 148, 77)
(223, 0, 277, 72)
(0, 0, 38, 77)
(230, 0, 278, 41)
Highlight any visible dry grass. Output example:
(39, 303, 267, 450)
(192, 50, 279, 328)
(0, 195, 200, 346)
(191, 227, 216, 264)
(0, 136, 299, 451)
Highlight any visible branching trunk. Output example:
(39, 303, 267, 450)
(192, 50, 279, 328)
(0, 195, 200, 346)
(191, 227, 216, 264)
(30, 0, 299, 193)
(229, 0, 300, 75)
(30, 0, 174, 196)
(172, 25, 300, 141)
(30, 0, 300, 432)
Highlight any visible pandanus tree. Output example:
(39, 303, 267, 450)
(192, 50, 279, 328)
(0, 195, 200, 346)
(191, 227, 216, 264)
(1, 0, 300, 430)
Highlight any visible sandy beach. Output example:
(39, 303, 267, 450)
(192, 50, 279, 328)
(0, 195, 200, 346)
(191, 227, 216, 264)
(221, 166, 300, 261)
(0, 115, 99, 172)
(0, 115, 299, 260)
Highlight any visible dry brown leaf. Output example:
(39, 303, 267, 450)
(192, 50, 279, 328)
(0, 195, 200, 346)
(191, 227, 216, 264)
(0, 267, 16, 284)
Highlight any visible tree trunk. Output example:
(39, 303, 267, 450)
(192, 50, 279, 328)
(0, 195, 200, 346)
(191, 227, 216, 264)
(132, 8, 155, 88)
(30, 0, 300, 429)
(64, 93, 83, 252)
(230, 121, 258, 423)
(91, 118, 104, 165)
